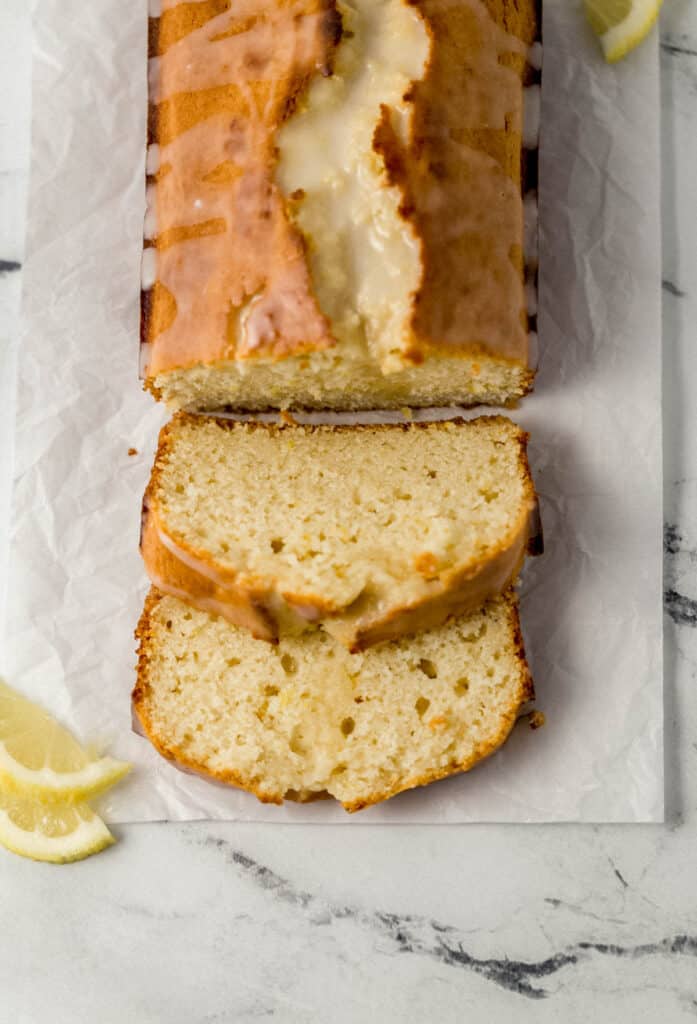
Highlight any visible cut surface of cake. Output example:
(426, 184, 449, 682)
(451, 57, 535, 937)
(141, 415, 541, 650)
(141, 0, 540, 411)
(133, 589, 533, 811)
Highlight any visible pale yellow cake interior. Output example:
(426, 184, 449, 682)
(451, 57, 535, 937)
(137, 592, 529, 808)
(154, 352, 531, 412)
(155, 417, 532, 615)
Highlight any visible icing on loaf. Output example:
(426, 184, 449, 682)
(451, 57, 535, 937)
(142, 0, 540, 410)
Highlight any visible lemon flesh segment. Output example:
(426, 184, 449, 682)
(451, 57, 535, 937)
(0, 680, 131, 802)
(0, 791, 114, 863)
(584, 0, 663, 62)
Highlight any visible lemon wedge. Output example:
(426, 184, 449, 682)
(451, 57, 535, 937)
(0, 790, 114, 863)
(584, 0, 663, 62)
(0, 679, 130, 803)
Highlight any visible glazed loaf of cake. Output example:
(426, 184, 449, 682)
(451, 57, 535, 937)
(141, 0, 540, 411)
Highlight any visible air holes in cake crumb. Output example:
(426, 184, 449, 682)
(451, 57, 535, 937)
(427, 469, 437, 479)
(418, 658, 438, 679)
(340, 717, 355, 737)
(175, 483, 185, 494)
(165, 620, 172, 630)
(415, 696, 430, 717)
(289, 728, 306, 755)
(354, 696, 364, 704)
(226, 657, 240, 668)
(220, 541, 230, 554)
(280, 653, 297, 675)
(454, 677, 470, 697)
(264, 685, 279, 697)
(463, 623, 487, 643)
(270, 538, 284, 553)
(479, 488, 500, 504)
(331, 764, 347, 776)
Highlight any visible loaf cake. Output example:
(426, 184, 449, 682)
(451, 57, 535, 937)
(133, 588, 533, 810)
(141, 0, 540, 411)
(141, 414, 541, 650)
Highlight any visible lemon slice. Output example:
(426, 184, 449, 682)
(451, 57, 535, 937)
(0, 680, 130, 802)
(0, 790, 114, 863)
(584, 0, 663, 62)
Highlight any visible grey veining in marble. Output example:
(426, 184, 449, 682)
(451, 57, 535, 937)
(197, 837, 697, 1002)
(1, 3, 697, 1022)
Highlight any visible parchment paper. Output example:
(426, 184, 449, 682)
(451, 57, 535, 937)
(1, 0, 663, 822)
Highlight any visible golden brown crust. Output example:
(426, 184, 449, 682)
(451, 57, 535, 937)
(375, 0, 539, 365)
(142, 0, 342, 372)
(132, 587, 534, 811)
(140, 414, 542, 650)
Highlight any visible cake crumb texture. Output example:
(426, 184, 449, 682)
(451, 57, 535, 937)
(134, 589, 533, 811)
(141, 415, 540, 649)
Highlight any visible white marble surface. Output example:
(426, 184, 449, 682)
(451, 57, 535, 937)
(1, 4, 697, 1021)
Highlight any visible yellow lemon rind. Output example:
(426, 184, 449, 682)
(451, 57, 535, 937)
(0, 805, 115, 864)
(598, 2, 663, 63)
(0, 749, 131, 804)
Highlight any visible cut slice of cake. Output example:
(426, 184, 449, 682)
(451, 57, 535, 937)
(133, 588, 533, 811)
(141, 415, 541, 650)
(141, 0, 540, 411)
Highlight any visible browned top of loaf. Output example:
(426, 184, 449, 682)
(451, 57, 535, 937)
(377, 0, 539, 362)
(143, 0, 538, 377)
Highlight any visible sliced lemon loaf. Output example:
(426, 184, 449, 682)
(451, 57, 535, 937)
(141, 0, 539, 411)
(134, 588, 532, 811)
(141, 415, 541, 650)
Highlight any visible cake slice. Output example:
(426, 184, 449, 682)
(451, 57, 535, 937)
(141, 415, 541, 650)
(141, 0, 540, 411)
(133, 588, 533, 811)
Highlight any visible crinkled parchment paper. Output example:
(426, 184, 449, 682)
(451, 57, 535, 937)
(0, 0, 663, 822)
